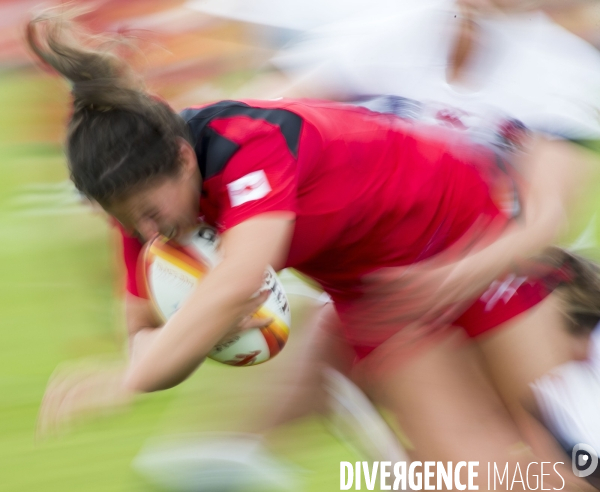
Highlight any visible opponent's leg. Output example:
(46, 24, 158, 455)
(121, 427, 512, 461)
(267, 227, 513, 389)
(476, 293, 593, 485)
(476, 293, 574, 413)
(353, 325, 583, 491)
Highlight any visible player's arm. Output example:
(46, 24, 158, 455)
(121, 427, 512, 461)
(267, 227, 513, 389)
(123, 214, 294, 393)
(428, 136, 595, 316)
(115, 224, 165, 364)
(125, 293, 163, 365)
(372, 135, 596, 326)
(465, 135, 593, 271)
(124, 273, 275, 369)
(124, 119, 298, 392)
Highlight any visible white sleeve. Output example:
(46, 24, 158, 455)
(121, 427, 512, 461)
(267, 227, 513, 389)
(532, 324, 600, 451)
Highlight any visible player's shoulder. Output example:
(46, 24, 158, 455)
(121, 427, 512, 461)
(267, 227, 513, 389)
(181, 100, 304, 179)
(180, 100, 302, 142)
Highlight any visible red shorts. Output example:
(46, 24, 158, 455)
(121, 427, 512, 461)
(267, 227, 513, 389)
(341, 263, 572, 361)
(454, 268, 569, 337)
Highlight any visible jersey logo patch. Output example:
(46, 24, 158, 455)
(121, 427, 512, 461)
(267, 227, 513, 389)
(480, 274, 528, 311)
(227, 170, 272, 207)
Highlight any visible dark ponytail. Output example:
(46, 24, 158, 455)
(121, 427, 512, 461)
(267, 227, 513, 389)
(27, 12, 191, 204)
(542, 247, 600, 334)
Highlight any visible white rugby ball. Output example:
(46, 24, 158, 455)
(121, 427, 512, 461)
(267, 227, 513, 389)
(141, 225, 291, 366)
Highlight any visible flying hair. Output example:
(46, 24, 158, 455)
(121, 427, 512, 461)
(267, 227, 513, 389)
(542, 247, 600, 333)
(26, 10, 191, 204)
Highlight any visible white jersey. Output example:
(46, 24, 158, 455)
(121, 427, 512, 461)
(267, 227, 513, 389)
(274, 1, 600, 140)
(532, 324, 600, 452)
(187, 0, 403, 31)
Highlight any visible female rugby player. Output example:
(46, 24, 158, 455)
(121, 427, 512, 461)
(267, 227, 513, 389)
(27, 13, 595, 490)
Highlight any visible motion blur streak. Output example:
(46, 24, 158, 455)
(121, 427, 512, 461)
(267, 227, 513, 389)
(5, 1, 600, 492)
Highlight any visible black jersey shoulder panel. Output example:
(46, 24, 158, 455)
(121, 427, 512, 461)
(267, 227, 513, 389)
(181, 102, 241, 179)
(180, 100, 303, 179)
(212, 104, 303, 158)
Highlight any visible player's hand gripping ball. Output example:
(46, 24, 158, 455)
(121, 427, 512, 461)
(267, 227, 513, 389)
(141, 225, 291, 366)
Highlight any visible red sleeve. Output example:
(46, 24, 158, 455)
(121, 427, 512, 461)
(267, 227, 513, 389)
(116, 223, 146, 298)
(210, 118, 298, 230)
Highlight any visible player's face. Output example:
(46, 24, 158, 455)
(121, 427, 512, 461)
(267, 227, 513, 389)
(106, 144, 202, 241)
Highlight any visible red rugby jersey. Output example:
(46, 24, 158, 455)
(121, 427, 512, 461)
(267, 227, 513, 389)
(120, 99, 504, 303)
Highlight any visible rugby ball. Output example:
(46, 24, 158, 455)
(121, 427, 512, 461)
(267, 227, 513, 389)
(141, 225, 291, 366)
